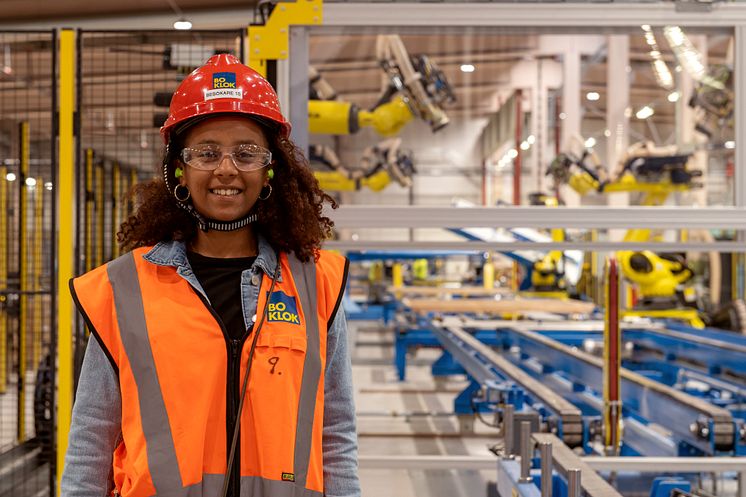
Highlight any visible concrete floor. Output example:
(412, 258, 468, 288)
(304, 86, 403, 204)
(350, 320, 500, 497)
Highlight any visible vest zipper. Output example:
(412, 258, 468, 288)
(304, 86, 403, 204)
(229, 337, 242, 497)
(188, 288, 248, 497)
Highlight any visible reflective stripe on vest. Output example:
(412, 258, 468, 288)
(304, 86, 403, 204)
(115, 474, 323, 497)
(106, 251, 323, 497)
(287, 255, 320, 489)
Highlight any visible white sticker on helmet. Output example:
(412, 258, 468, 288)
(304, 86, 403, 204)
(204, 88, 243, 101)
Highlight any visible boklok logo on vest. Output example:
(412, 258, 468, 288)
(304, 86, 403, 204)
(268, 291, 300, 325)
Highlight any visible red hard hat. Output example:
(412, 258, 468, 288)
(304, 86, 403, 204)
(160, 53, 291, 143)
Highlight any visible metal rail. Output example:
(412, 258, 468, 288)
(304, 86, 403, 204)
(533, 433, 623, 497)
(325, 205, 746, 230)
(432, 325, 583, 445)
(325, 239, 746, 253)
(357, 454, 746, 471)
(504, 326, 735, 452)
(441, 315, 746, 377)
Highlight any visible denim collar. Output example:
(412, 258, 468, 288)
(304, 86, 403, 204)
(142, 234, 282, 281)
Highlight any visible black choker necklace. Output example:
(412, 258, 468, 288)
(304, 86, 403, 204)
(175, 201, 257, 232)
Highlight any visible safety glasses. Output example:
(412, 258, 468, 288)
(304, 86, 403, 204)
(181, 143, 272, 172)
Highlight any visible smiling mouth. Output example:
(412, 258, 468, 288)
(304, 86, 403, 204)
(210, 188, 242, 197)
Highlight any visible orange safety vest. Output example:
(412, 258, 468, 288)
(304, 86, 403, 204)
(70, 246, 349, 497)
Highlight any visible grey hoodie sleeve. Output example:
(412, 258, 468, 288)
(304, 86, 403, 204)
(60, 337, 121, 497)
(322, 307, 361, 497)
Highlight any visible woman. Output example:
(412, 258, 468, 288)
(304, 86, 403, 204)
(61, 54, 360, 497)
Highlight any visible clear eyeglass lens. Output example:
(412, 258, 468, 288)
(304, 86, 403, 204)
(182, 144, 271, 171)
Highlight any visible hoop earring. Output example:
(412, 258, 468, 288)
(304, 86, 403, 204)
(258, 184, 272, 200)
(174, 184, 191, 202)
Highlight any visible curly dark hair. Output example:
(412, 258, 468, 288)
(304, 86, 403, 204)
(117, 121, 337, 262)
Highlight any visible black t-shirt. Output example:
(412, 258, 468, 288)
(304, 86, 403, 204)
(187, 251, 257, 341)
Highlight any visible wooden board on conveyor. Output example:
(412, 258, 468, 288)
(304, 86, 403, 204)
(402, 297, 595, 315)
(387, 285, 511, 297)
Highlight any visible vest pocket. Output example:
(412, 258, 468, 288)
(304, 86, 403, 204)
(256, 332, 307, 353)
(253, 332, 308, 382)
(249, 332, 308, 426)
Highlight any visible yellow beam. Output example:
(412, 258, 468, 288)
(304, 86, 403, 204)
(33, 177, 43, 368)
(18, 121, 29, 443)
(590, 229, 598, 302)
(392, 263, 404, 288)
(129, 170, 138, 217)
(0, 166, 7, 394)
(482, 258, 495, 290)
(112, 162, 121, 259)
(733, 253, 739, 303)
(85, 149, 93, 272)
(246, 0, 323, 75)
(57, 28, 76, 490)
(95, 163, 104, 266)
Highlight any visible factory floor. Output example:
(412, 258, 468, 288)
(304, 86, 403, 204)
(350, 320, 500, 497)
(349, 319, 743, 497)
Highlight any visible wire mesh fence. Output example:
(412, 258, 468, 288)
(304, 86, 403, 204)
(0, 30, 57, 497)
(0, 27, 246, 497)
(74, 29, 246, 378)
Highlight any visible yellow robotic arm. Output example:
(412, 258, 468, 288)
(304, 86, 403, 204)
(547, 141, 703, 310)
(308, 34, 454, 138)
(308, 97, 414, 137)
(618, 250, 693, 298)
(311, 138, 415, 192)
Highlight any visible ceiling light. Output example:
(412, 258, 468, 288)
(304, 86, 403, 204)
(635, 106, 655, 120)
(44, 182, 53, 190)
(2, 45, 12, 76)
(604, 129, 611, 137)
(559, 112, 567, 120)
(641, 26, 674, 90)
(173, 19, 192, 30)
(641, 24, 651, 31)
(725, 141, 735, 149)
(460, 64, 475, 73)
(585, 137, 596, 148)
(664, 26, 711, 86)
(527, 135, 535, 145)
(667, 91, 680, 103)
(586, 92, 600, 101)
(5, 172, 16, 182)
(520, 141, 530, 151)
(25, 177, 36, 187)
(507, 149, 518, 159)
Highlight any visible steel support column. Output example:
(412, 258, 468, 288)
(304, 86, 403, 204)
(289, 26, 310, 156)
(561, 41, 581, 207)
(606, 35, 630, 242)
(56, 27, 76, 489)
